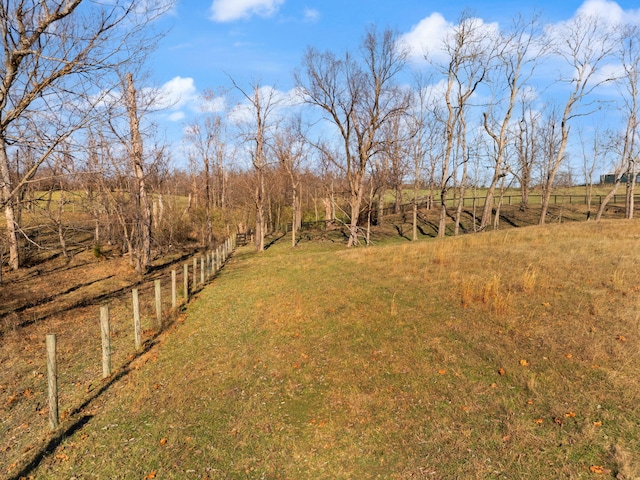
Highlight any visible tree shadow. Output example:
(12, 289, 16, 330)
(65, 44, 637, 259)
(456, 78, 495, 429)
(8, 337, 160, 480)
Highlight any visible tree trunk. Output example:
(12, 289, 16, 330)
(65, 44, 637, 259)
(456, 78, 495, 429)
(291, 187, 297, 247)
(626, 163, 636, 219)
(596, 176, 623, 220)
(255, 169, 265, 252)
(125, 73, 152, 273)
(0, 143, 19, 269)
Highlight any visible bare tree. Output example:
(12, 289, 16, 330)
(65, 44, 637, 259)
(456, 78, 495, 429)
(406, 74, 437, 240)
(539, 13, 615, 224)
(595, 130, 629, 220)
(433, 15, 493, 237)
(296, 26, 409, 247)
(272, 116, 307, 247)
(512, 98, 541, 209)
(0, 0, 171, 270)
(184, 105, 229, 248)
(481, 15, 541, 229)
(122, 72, 152, 273)
(579, 128, 601, 219)
(617, 25, 640, 219)
(231, 80, 279, 252)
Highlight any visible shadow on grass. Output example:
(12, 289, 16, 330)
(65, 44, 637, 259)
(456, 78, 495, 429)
(264, 232, 287, 250)
(7, 415, 94, 480)
(7, 322, 165, 479)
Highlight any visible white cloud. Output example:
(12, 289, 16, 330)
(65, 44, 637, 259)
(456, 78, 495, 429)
(198, 95, 227, 113)
(304, 8, 320, 23)
(227, 85, 304, 125)
(209, 0, 285, 22)
(157, 76, 197, 110)
(576, 0, 640, 26)
(168, 111, 186, 122)
(399, 13, 499, 65)
(399, 13, 452, 64)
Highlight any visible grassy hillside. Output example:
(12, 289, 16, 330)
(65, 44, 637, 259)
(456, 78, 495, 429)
(14, 220, 640, 479)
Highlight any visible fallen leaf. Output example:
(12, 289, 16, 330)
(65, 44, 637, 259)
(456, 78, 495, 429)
(589, 465, 610, 474)
(143, 471, 157, 480)
(159, 438, 167, 446)
(593, 421, 602, 427)
(553, 417, 563, 425)
(527, 399, 535, 405)
(565, 412, 576, 418)
(498, 368, 506, 376)
(519, 359, 529, 366)
(616, 335, 626, 342)
(533, 418, 543, 424)
(565, 353, 573, 359)
(438, 369, 447, 375)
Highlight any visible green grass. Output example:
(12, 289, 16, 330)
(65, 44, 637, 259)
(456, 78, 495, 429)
(16, 221, 640, 479)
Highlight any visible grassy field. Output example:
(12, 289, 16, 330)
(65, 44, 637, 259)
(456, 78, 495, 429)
(8, 219, 640, 479)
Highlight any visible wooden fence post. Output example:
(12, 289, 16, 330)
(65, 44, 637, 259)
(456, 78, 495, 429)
(200, 256, 205, 284)
(100, 305, 111, 379)
(183, 263, 189, 302)
(192, 257, 197, 288)
(132, 288, 141, 351)
(171, 269, 177, 308)
(46, 334, 59, 430)
(154, 280, 162, 328)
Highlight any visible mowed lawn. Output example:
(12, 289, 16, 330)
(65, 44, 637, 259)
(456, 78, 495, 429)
(27, 221, 640, 479)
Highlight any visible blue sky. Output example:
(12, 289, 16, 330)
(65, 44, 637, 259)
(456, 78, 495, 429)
(148, 0, 640, 172)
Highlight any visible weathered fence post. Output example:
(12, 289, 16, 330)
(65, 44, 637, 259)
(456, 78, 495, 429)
(171, 269, 177, 308)
(132, 288, 141, 351)
(46, 334, 59, 430)
(100, 305, 111, 379)
(192, 257, 197, 288)
(154, 280, 162, 328)
(200, 256, 205, 285)
(183, 263, 189, 302)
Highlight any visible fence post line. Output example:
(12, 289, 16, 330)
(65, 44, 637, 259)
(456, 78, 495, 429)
(183, 263, 189, 302)
(171, 269, 177, 308)
(46, 334, 59, 430)
(216, 248, 221, 271)
(154, 279, 162, 329)
(200, 256, 205, 284)
(132, 288, 141, 351)
(100, 305, 111, 379)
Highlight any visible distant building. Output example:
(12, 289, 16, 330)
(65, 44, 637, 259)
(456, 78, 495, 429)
(600, 173, 640, 184)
